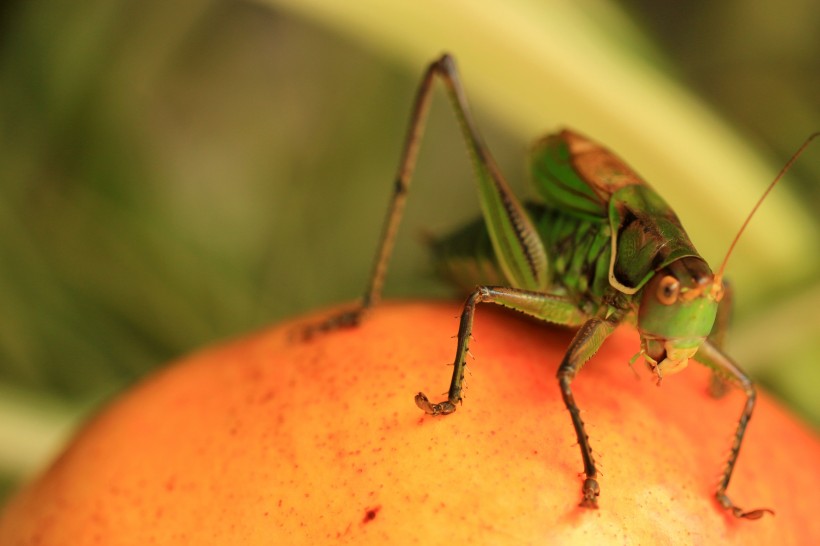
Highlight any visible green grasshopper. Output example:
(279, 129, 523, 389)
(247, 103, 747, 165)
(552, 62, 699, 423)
(307, 53, 816, 519)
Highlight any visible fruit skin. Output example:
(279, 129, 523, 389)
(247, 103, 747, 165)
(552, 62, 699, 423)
(1, 302, 819, 545)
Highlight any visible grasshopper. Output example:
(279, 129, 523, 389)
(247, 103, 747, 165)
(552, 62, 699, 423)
(306, 53, 816, 519)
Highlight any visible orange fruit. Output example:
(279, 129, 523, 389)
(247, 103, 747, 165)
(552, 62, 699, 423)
(1, 302, 819, 544)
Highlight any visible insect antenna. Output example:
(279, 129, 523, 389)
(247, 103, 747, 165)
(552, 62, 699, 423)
(714, 132, 820, 287)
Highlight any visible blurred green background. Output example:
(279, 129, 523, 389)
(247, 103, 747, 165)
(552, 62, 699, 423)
(1, 0, 819, 503)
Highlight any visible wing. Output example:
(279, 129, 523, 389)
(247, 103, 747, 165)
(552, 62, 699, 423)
(531, 129, 701, 293)
(530, 129, 647, 220)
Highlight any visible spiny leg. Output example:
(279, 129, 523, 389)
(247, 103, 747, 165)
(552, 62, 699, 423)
(556, 318, 618, 508)
(303, 54, 548, 339)
(300, 59, 441, 338)
(707, 280, 733, 397)
(415, 286, 587, 415)
(695, 340, 774, 519)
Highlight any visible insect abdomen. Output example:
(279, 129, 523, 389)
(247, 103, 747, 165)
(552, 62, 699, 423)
(430, 203, 612, 306)
(533, 203, 612, 303)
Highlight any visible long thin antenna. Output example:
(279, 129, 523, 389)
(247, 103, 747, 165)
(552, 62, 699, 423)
(715, 132, 820, 284)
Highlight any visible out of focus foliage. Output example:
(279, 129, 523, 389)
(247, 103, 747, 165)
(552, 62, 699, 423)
(0, 0, 818, 503)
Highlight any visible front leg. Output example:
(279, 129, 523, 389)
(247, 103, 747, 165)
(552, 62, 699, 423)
(415, 286, 618, 509)
(695, 340, 774, 519)
(556, 318, 618, 508)
(416, 285, 587, 415)
(707, 280, 733, 397)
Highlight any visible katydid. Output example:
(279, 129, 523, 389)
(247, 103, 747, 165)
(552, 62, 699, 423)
(305, 53, 817, 519)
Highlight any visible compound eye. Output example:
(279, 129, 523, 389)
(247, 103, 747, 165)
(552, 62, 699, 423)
(656, 275, 680, 305)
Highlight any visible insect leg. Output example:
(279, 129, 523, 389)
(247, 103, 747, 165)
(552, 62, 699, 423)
(303, 54, 548, 338)
(556, 318, 618, 509)
(707, 280, 734, 397)
(301, 59, 443, 337)
(695, 340, 774, 519)
(415, 286, 587, 415)
(431, 56, 549, 292)
(709, 280, 733, 350)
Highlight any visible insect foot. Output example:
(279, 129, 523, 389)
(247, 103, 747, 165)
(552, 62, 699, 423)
(580, 477, 600, 509)
(415, 392, 458, 415)
(296, 308, 367, 341)
(716, 492, 774, 520)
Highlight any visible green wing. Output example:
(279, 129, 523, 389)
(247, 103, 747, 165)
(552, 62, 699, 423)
(530, 129, 646, 220)
(530, 129, 700, 293)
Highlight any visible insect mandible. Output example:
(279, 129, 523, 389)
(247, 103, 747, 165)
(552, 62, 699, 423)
(305, 53, 818, 519)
